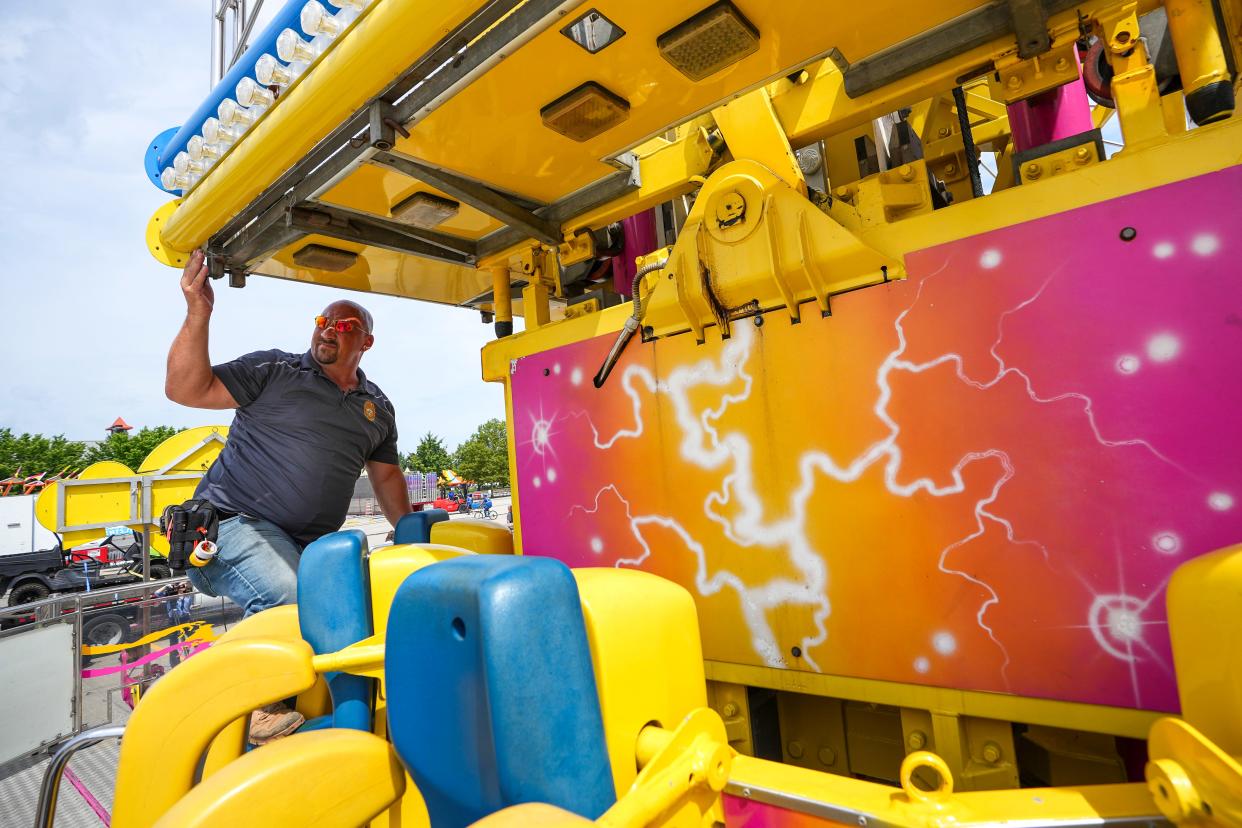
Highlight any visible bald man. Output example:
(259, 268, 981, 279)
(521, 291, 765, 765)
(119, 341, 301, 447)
(166, 250, 411, 619)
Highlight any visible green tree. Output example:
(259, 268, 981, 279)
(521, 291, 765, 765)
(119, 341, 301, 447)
(0, 429, 89, 489)
(86, 426, 183, 471)
(405, 432, 453, 475)
(452, 419, 510, 487)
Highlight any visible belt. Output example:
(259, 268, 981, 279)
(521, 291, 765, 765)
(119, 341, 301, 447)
(215, 507, 240, 521)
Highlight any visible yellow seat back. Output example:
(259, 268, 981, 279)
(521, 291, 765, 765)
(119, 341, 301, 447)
(430, 518, 514, 556)
(573, 568, 707, 795)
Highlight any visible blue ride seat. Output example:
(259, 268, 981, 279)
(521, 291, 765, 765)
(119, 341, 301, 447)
(296, 529, 373, 732)
(385, 555, 615, 828)
(393, 508, 450, 544)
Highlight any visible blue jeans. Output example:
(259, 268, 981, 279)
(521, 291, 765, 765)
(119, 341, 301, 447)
(185, 516, 302, 617)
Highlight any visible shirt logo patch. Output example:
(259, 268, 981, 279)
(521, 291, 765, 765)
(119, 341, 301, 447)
(363, 400, 377, 422)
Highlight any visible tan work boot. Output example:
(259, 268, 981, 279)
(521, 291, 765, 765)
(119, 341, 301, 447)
(249, 702, 305, 745)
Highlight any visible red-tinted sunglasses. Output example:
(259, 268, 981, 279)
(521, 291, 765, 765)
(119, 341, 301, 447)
(314, 315, 369, 334)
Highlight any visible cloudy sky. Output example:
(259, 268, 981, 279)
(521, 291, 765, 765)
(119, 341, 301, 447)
(0, 1, 506, 453)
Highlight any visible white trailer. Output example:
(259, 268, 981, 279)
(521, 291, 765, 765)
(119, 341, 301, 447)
(0, 495, 60, 557)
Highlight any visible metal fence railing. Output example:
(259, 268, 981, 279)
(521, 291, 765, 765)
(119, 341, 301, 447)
(0, 579, 242, 772)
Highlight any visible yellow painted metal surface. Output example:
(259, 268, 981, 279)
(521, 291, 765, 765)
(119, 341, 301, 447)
(253, 234, 491, 305)
(113, 637, 318, 828)
(154, 730, 406, 828)
(145, 199, 189, 268)
(483, 113, 1242, 380)
(319, 164, 507, 240)
(430, 517, 515, 555)
(394, 1, 988, 204)
(573, 568, 707, 795)
(705, 660, 1162, 741)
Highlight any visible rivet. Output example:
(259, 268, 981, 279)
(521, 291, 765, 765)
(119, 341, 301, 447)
(898, 164, 915, 181)
(944, 163, 957, 176)
(722, 702, 739, 718)
(907, 730, 927, 750)
(788, 741, 805, 759)
(818, 747, 837, 766)
(1006, 75, 1022, 89)
(1055, 57, 1069, 72)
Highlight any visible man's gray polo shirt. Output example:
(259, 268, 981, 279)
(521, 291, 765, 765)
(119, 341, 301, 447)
(195, 349, 399, 546)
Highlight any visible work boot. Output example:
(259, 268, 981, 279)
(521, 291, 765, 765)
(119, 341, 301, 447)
(249, 702, 304, 745)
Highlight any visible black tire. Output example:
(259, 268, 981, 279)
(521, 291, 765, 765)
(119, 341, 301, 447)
(149, 561, 172, 581)
(8, 580, 51, 607)
(82, 613, 133, 647)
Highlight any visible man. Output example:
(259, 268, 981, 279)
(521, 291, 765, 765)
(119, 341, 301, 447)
(166, 250, 411, 741)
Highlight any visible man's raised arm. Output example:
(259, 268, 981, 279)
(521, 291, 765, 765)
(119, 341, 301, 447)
(366, 460, 413, 529)
(166, 250, 238, 410)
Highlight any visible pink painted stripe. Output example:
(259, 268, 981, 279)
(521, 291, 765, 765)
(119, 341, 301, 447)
(63, 766, 111, 826)
(80, 639, 213, 679)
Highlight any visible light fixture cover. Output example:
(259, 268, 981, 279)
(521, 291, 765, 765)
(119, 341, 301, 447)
(292, 243, 358, 272)
(391, 191, 460, 227)
(540, 82, 630, 142)
(657, 1, 760, 82)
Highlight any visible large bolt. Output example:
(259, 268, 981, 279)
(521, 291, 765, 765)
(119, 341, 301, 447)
(898, 164, 915, 181)
(1074, 147, 1091, 164)
(907, 731, 927, 750)
(982, 741, 1003, 764)
(1024, 163, 1042, 179)
(938, 126, 950, 137)
(944, 163, 957, 176)
(818, 747, 837, 766)
(1055, 57, 1069, 72)
(788, 741, 805, 759)
(722, 702, 739, 718)
(1006, 75, 1022, 90)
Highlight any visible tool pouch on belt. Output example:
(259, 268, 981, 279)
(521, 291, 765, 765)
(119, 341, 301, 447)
(160, 499, 220, 571)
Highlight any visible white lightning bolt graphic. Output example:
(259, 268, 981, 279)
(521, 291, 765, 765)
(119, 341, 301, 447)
(562, 251, 1186, 683)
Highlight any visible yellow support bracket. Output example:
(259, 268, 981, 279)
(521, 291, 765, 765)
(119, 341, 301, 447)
(1095, 4, 1168, 147)
(600, 709, 731, 828)
(1146, 717, 1242, 825)
(712, 88, 807, 195)
(643, 160, 899, 342)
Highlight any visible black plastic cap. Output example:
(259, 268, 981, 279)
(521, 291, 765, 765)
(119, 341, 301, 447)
(1186, 80, 1235, 126)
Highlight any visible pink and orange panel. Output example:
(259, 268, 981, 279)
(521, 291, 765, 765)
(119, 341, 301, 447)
(510, 167, 1242, 712)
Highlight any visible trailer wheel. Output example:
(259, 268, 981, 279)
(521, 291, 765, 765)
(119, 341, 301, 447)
(82, 613, 132, 647)
(8, 580, 51, 607)
(149, 561, 172, 581)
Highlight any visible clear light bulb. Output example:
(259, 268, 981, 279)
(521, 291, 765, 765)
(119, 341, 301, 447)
(301, 1, 343, 37)
(236, 76, 275, 109)
(188, 135, 223, 162)
(173, 151, 207, 175)
(217, 98, 257, 128)
(161, 167, 197, 191)
(203, 117, 242, 147)
(255, 54, 296, 87)
(277, 28, 317, 63)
